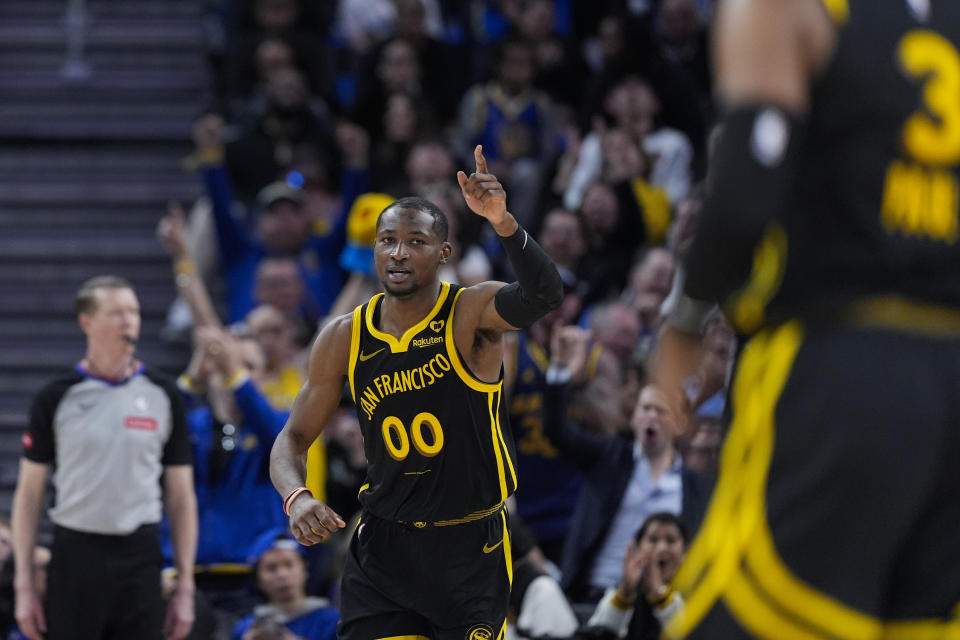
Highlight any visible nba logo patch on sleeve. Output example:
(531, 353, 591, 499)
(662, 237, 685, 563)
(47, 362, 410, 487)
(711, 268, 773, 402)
(750, 108, 790, 167)
(21, 432, 33, 450)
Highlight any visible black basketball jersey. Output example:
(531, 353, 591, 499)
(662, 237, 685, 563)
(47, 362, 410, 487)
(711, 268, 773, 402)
(769, 0, 960, 315)
(347, 281, 518, 524)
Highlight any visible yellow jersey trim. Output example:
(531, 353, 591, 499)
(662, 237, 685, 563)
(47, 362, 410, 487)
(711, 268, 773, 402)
(726, 223, 787, 334)
(488, 391, 509, 502)
(433, 501, 504, 526)
(348, 305, 363, 402)
(357, 482, 370, 499)
(527, 340, 549, 372)
(494, 389, 517, 492)
(374, 636, 430, 640)
(664, 322, 807, 638)
(365, 282, 451, 353)
(819, 0, 849, 26)
(500, 508, 513, 586)
(666, 320, 960, 639)
(586, 342, 603, 380)
(445, 287, 503, 393)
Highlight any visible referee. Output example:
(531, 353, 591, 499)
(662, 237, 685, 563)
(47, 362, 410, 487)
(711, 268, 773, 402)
(11, 275, 197, 640)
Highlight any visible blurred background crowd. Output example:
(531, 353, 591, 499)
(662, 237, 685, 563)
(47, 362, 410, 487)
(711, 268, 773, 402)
(0, 0, 735, 638)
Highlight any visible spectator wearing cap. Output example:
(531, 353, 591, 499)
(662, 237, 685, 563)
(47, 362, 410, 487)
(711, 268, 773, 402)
(325, 192, 395, 320)
(682, 393, 724, 478)
(190, 112, 371, 328)
(232, 530, 339, 640)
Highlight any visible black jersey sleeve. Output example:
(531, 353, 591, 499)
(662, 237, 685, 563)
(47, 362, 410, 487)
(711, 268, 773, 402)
(146, 370, 193, 466)
(24, 376, 79, 464)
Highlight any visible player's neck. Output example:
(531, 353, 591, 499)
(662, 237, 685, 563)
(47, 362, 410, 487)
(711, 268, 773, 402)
(380, 281, 442, 334)
(82, 348, 136, 382)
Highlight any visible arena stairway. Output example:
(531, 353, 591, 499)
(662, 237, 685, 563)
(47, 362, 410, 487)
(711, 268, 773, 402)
(0, 0, 207, 515)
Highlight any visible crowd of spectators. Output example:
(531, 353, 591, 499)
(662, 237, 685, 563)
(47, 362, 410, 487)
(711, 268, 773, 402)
(4, 1, 735, 638)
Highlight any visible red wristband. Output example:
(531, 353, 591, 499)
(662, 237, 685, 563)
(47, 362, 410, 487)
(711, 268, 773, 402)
(283, 487, 312, 516)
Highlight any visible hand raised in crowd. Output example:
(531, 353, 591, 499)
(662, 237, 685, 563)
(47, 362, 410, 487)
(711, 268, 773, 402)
(617, 538, 647, 602)
(549, 324, 591, 380)
(192, 113, 224, 151)
(457, 145, 510, 227)
(193, 326, 242, 378)
(616, 538, 666, 604)
(286, 492, 346, 547)
(14, 583, 46, 640)
(156, 201, 189, 260)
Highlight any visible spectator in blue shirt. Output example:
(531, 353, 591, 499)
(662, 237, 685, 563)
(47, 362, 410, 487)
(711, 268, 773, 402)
(233, 531, 339, 640)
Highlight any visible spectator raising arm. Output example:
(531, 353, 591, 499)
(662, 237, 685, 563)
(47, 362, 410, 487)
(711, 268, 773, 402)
(157, 201, 223, 330)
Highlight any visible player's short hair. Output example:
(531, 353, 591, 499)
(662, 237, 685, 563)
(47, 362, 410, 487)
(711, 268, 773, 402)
(377, 196, 449, 242)
(634, 512, 689, 545)
(75, 275, 134, 316)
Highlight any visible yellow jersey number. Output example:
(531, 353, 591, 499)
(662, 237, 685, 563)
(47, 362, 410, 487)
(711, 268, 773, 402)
(881, 29, 960, 243)
(381, 412, 444, 461)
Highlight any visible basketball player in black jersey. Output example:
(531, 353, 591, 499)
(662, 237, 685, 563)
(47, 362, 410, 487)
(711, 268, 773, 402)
(654, 0, 960, 638)
(270, 145, 562, 639)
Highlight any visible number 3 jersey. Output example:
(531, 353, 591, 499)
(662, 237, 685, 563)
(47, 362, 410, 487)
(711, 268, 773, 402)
(766, 1, 960, 317)
(347, 282, 518, 524)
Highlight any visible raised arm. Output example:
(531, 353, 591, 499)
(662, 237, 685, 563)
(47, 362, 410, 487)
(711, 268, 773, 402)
(454, 145, 563, 335)
(655, 0, 834, 405)
(269, 313, 353, 546)
(682, 0, 832, 307)
(157, 202, 223, 329)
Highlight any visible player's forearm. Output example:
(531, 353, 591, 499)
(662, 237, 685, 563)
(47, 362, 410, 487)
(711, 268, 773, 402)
(684, 106, 804, 304)
(172, 257, 221, 328)
(165, 471, 198, 590)
(11, 483, 42, 590)
(269, 426, 312, 499)
(494, 213, 564, 328)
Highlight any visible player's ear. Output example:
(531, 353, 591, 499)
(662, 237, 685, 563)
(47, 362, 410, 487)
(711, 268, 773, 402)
(440, 242, 452, 264)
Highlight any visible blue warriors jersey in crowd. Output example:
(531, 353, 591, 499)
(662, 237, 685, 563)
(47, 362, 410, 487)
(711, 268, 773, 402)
(475, 85, 549, 161)
(507, 332, 583, 544)
(348, 282, 518, 524)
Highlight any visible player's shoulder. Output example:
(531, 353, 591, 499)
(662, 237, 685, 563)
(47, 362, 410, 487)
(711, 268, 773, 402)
(308, 311, 357, 372)
(32, 370, 85, 407)
(454, 280, 507, 312)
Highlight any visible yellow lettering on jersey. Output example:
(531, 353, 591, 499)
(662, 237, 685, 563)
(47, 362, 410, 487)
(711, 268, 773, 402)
(380, 374, 393, 395)
(357, 353, 453, 421)
(517, 415, 559, 458)
(411, 368, 423, 389)
(360, 397, 375, 421)
(881, 160, 959, 244)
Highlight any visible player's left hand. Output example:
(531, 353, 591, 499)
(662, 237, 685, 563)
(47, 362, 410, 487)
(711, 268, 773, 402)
(163, 584, 195, 640)
(457, 145, 508, 226)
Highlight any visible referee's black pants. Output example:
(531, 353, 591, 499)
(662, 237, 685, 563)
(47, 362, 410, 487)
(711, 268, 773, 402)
(46, 524, 164, 640)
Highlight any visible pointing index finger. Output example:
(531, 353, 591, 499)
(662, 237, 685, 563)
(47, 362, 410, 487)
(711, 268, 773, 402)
(474, 145, 488, 175)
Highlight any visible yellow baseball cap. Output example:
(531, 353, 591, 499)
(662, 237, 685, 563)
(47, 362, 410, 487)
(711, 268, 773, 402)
(340, 192, 395, 276)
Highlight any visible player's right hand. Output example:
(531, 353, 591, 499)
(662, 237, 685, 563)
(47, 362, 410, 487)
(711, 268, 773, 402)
(14, 585, 46, 640)
(288, 495, 346, 546)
